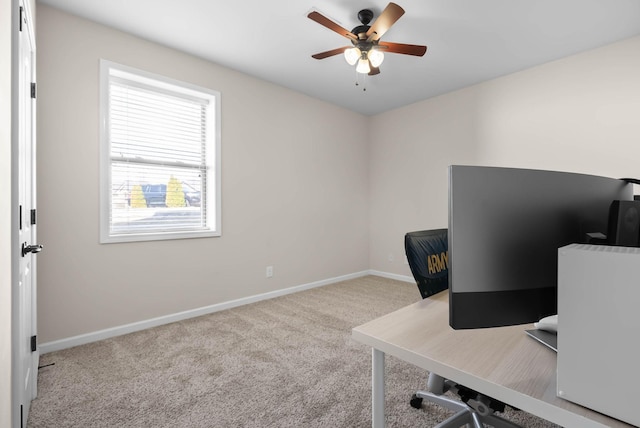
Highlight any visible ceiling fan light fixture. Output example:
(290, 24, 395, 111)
(356, 57, 371, 74)
(344, 47, 361, 65)
(368, 48, 384, 67)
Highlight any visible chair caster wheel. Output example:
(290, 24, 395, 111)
(410, 394, 423, 409)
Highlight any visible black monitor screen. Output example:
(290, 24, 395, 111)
(448, 165, 632, 329)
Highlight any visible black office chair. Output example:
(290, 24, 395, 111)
(405, 229, 522, 428)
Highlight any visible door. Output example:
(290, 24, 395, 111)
(15, 1, 39, 426)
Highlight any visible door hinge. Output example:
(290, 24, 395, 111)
(19, 205, 22, 230)
(19, 6, 23, 32)
(31, 335, 37, 352)
(31, 209, 37, 225)
(31, 82, 36, 99)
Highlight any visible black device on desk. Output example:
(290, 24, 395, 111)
(447, 165, 632, 330)
(525, 329, 557, 352)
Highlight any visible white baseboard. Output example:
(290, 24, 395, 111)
(368, 270, 415, 284)
(39, 270, 374, 354)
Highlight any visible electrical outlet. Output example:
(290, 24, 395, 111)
(266, 266, 273, 278)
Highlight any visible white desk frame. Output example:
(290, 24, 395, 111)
(352, 291, 633, 428)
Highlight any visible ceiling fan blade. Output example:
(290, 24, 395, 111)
(366, 2, 405, 41)
(378, 41, 427, 57)
(311, 47, 350, 60)
(368, 65, 381, 76)
(308, 11, 358, 41)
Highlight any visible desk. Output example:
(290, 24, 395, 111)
(352, 291, 633, 428)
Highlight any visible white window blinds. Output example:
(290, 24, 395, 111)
(101, 61, 220, 243)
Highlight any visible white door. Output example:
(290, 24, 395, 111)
(15, 1, 39, 426)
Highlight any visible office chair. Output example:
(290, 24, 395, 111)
(404, 229, 522, 428)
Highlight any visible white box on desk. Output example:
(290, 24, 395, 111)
(557, 244, 640, 427)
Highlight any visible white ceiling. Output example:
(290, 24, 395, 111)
(38, 0, 640, 116)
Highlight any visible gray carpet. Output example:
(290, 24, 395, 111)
(28, 276, 560, 427)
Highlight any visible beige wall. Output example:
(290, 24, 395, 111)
(369, 35, 640, 276)
(1, 0, 13, 423)
(36, 5, 369, 343)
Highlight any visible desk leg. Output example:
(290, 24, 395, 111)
(372, 348, 385, 428)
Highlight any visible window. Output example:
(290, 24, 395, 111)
(100, 60, 221, 243)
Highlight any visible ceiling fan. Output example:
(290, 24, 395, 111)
(308, 2, 427, 76)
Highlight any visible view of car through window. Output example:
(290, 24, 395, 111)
(139, 183, 201, 207)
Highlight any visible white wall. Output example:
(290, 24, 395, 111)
(1, 0, 13, 423)
(36, 5, 369, 344)
(369, 35, 640, 276)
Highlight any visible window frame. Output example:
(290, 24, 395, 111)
(99, 60, 221, 243)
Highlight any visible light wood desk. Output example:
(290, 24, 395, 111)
(352, 291, 633, 428)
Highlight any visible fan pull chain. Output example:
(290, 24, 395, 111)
(354, 71, 367, 92)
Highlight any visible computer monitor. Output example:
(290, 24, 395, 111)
(448, 165, 632, 329)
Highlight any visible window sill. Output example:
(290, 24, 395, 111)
(100, 229, 220, 244)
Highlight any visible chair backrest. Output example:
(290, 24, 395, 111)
(404, 229, 449, 299)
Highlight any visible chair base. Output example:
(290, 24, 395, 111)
(411, 391, 523, 428)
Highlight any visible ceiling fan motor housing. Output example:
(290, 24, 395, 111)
(352, 9, 374, 38)
(351, 25, 371, 39)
